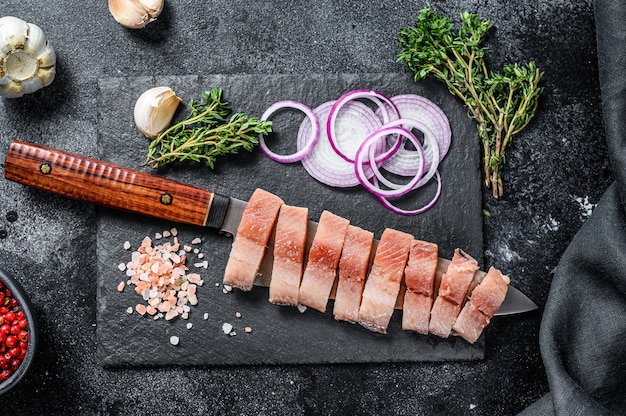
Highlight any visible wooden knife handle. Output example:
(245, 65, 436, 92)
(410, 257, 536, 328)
(3, 141, 229, 228)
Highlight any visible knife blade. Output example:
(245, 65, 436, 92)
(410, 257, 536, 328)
(3, 140, 538, 316)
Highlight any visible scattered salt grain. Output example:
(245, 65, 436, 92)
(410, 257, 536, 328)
(203, 313, 209, 320)
(194, 261, 208, 268)
(170, 336, 180, 346)
(117, 281, 125, 292)
(117, 263, 126, 271)
(297, 304, 307, 313)
(191, 237, 202, 245)
(170, 227, 178, 236)
(235, 312, 242, 318)
(186, 323, 193, 330)
(193, 248, 200, 254)
(126, 306, 133, 314)
(469, 404, 477, 410)
(163, 230, 171, 238)
(198, 253, 204, 259)
(223, 285, 232, 293)
(123, 241, 131, 250)
(215, 283, 220, 287)
(244, 327, 252, 333)
(222, 322, 233, 334)
(125, 268, 136, 277)
(155, 232, 163, 240)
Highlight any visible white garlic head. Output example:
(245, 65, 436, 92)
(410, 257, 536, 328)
(134, 86, 181, 139)
(109, 0, 164, 29)
(0, 16, 56, 98)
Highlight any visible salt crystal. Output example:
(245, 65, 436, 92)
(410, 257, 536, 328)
(203, 313, 209, 320)
(223, 285, 232, 292)
(191, 237, 202, 245)
(163, 230, 171, 238)
(193, 248, 200, 254)
(155, 232, 163, 240)
(117, 281, 125, 292)
(222, 322, 233, 334)
(169, 336, 180, 346)
(126, 306, 133, 314)
(197, 253, 204, 259)
(469, 404, 477, 410)
(170, 227, 178, 236)
(187, 323, 193, 330)
(229, 331, 236, 336)
(235, 312, 242, 318)
(118, 263, 126, 271)
(125, 269, 136, 277)
(297, 304, 307, 313)
(194, 261, 208, 269)
(244, 327, 252, 333)
(123, 241, 131, 250)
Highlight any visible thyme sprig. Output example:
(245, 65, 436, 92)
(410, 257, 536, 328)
(397, 7, 544, 198)
(145, 88, 272, 169)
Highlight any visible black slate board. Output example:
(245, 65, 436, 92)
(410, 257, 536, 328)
(95, 74, 484, 367)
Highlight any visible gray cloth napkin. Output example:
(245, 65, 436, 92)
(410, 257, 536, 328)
(521, 1, 626, 414)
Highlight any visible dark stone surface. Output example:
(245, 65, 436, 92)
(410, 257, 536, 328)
(0, 0, 610, 414)
(96, 74, 483, 367)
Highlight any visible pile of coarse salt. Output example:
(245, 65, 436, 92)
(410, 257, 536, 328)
(117, 228, 205, 321)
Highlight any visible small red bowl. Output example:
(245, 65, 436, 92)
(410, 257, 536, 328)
(0, 267, 38, 396)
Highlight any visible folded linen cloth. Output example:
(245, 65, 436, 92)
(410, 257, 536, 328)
(521, 1, 626, 414)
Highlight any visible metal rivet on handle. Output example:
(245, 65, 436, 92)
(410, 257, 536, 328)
(40, 162, 52, 174)
(160, 192, 173, 205)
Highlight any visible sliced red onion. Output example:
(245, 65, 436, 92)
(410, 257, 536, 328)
(326, 90, 401, 163)
(354, 126, 425, 199)
(259, 100, 320, 163)
(297, 100, 383, 187)
(375, 171, 442, 216)
(378, 118, 440, 189)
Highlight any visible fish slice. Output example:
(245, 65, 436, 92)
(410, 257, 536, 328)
(3, 140, 538, 316)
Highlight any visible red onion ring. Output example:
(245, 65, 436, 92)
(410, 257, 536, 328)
(354, 126, 425, 199)
(259, 100, 320, 163)
(375, 171, 443, 216)
(297, 100, 383, 187)
(326, 90, 401, 163)
(377, 118, 440, 189)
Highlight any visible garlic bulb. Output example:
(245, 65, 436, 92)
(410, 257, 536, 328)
(109, 0, 164, 29)
(134, 86, 181, 139)
(0, 16, 56, 98)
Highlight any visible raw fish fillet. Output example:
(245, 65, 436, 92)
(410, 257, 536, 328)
(467, 267, 510, 317)
(333, 225, 374, 323)
(453, 267, 510, 343)
(428, 249, 479, 337)
(223, 188, 283, 291)
(401, 292, 433, 335)
(428, 296, 461, 338)
(402, 240, 438, 334)
(358, 228, 413, 334)
(451, 301, 490, 343)
(437, 249, 479, 304)
(269, 205, 309, 305)
(298, 211, 349, 312)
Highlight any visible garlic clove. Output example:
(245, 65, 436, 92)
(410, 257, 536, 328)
(0, 16, 56, 98)
(20, 76, 43, 96)
(134, 86, 181, 139)
(24, 23, 47, 57)
(109, 0, 164, 29)
(0, 16, 28, 48)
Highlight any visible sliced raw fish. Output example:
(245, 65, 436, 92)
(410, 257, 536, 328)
(403, 240, 438, 297)
(333, 225, 374, 323)
(428, 249, 479, 337)
(402, 240, 438, 333)
(269, 204, 309, 305)
(298, 211, 349, 312)
(358, 228, 413, 334)
(428, 295, 461, 338)
(401, 292, 433, 335)
(453, 267, 510, 343)
(451, 301, 490, 343)
(223, 188, 283, 291)
(467, 267, 510, 317)
(437, 249, 479, 305)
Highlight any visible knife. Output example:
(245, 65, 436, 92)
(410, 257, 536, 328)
(3, 140, 538, 316)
